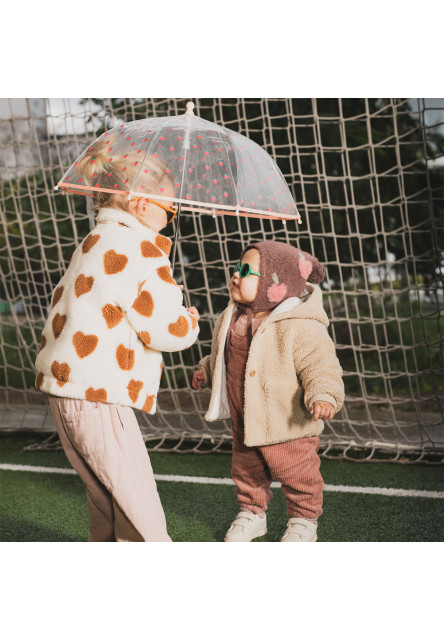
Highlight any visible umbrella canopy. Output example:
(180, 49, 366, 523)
(57, 103, 301, 223)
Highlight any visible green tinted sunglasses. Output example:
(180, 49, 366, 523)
(232, 261, 262, 278)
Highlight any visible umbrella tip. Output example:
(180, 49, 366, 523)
(185, 101, 195, 115)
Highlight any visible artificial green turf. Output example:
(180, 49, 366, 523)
(1, 432, 443, 542)
(1, 469, 443, 542)
(1, 471, 88, 542)
(1, 432, 443, 490)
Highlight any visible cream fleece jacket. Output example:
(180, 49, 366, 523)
(198, 284, 344, 446)
(35, 208, 199, 413)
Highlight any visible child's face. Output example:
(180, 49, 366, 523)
(230, 248, 261, 305)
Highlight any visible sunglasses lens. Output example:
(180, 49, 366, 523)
(240, 263, 249, 278)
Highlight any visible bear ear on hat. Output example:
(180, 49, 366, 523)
(307, 260, 326, 284)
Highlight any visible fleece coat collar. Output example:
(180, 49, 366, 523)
(96, 208, 160, 240)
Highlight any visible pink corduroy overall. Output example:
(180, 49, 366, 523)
(225, 308, 324, 519)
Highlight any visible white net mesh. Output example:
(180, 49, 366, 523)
(1, 98, 443, 461)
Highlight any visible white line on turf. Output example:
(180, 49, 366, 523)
(0, 463, 443, 499)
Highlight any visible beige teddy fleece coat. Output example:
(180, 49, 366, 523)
(198, 284, 344, 446)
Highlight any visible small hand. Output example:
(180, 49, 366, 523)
(178, 284, 184, 290)
(192, 369, 205, 390)
(187, 306, 200, 322)
(310, 401, 335, 422)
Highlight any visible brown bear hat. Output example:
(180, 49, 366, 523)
(239, 240, 326, 315)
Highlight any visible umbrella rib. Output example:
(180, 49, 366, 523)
(171, 147, 189, 272)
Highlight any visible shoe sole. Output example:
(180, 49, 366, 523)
(281, 533, 317, 542)
(224, 527, 267, 542)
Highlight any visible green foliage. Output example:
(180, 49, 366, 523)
(0, 169, 89, 311)
(1, 99, 443, 404)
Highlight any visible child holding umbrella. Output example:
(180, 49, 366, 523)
(35, 137, 200, 542)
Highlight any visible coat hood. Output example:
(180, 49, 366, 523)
(262, 283, 329, 327)
(240, 240, 326, 313)
(95, 208, 173, 256)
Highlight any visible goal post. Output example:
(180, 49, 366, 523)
(1, 98, 443, 461)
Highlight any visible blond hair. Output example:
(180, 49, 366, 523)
(76, 135, 173, 213)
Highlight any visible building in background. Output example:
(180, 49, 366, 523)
(0, 99, 48, 181)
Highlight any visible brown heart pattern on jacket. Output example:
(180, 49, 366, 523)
(138, 331, 151, 346)
(127, 379, 144, 403)
(35, 372, 44, 390)
(38, 335, 46, 354)
(52, 313, 67, 339)
(51, 286, 64, 309)
(75, 274, 94, 298)
(85, 387, 107, 402)
(116, 344, 135, 370)
(103, 250, 128, 275)
(73, 331, 99, 358)
(51, 360, 71, 387)
(102, 304, 124, 329)
(157, 266, 177, 286)
(141, 241, 163, 258)
(142, 395, 155, 413)
(155, 235, 172, 256)
(132, 290, 154, 317)
(168, 315, 189, 337)
(82, 234, 100, 254)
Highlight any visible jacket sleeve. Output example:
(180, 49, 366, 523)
(198, 355, 212, 387)
(197, 309, 227, 388)
(294, 320, 345, 413)
(125, 264, 199, 353)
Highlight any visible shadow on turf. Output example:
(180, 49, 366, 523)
(0, 514, 79, 542)
(159, 483, 290, 542)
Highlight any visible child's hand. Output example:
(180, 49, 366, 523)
(187, 306, 200, 322)
(192, 369, 205, 390)
(310, 401, 335, 422)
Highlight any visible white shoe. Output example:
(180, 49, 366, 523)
(280, 518, 317, 542)
(224, 511, 267, 542)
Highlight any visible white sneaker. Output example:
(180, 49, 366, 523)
(224, 511, 267, 542)
(280, 518, 317, 542)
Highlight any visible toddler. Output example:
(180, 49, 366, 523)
(192, 241, 344, 542)
(35, 137, 200, 541)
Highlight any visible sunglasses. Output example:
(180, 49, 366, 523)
(133, 197, 178, 224)
(232, 261, 262, 278)
(148, 198, 178, 224)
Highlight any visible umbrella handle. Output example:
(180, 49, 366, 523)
(170, 201, 182, 273)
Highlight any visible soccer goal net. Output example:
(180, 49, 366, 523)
(1, 98, 443, 462)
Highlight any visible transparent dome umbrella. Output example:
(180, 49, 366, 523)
(56, 102, 302, 270)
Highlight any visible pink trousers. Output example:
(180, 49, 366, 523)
(49, 395, 171, 542)
(231, 423, 324, 519)
(225, 318, 324, 519)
